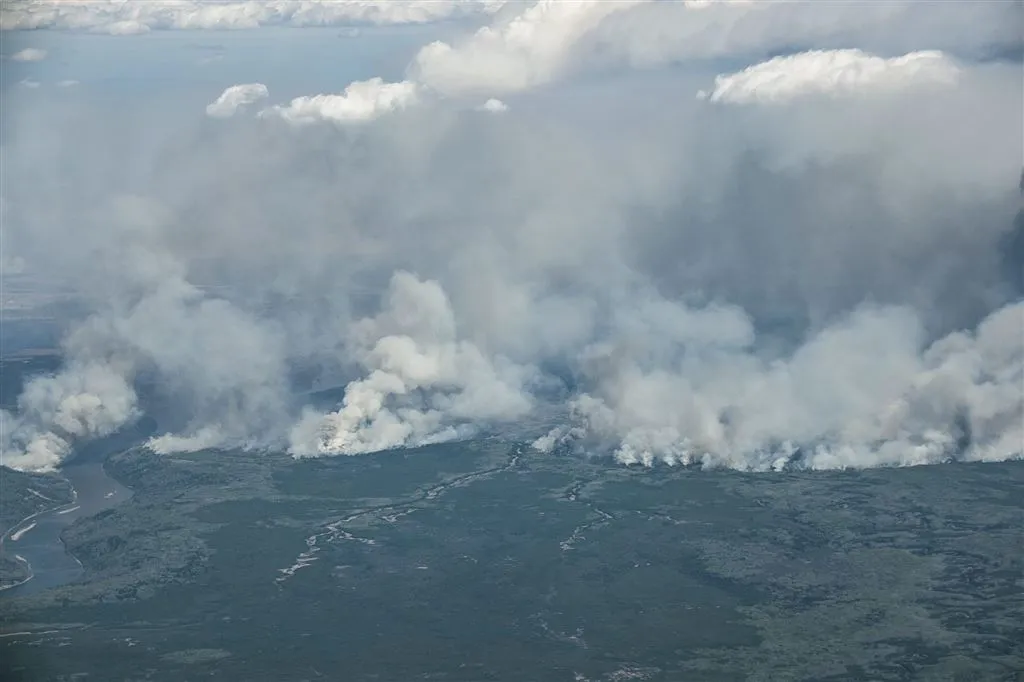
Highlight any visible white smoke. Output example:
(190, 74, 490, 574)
(1, 361, 139, 472)
(536, 301, 1023, 470)
(2, 1, 1020, 474)
(290, 272, 532, 456)
(2, 196, 293, 471)
(212, 0, 1016, 124)
(127, 281, 291, 455)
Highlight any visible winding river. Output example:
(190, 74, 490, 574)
(1, 458, 133, 599)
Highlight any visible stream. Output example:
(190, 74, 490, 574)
(1, 458, 133, 599)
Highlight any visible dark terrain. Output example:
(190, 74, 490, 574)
(0, 468, 74, 589)
(1, 356, 76, 589)
(1, 435, 1022, 682)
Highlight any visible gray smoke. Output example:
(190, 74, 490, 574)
(289, 271, 533, 457)
(536, 300, 1023, 469)
(1, 2, 1021, 472)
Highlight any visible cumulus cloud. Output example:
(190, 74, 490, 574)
(217, 0, 640, 124)
(215, 0, 642, 125)
(0, 0, 506, 33)
(261, 78, 419, 124)
(410, 0, 644, 96)
(586, 0, 1023, 67)
(699, 50, 961, 104)
(3, 267, 294, 470)
(477, 98, 509, 113)
(206, 83, 270, 118)
(9, 46, 47, 61)
(223, 0, 1018, 126)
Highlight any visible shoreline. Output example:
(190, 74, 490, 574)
(0, 554, 34, 592)
(0, 482, 79, 593)
(1, 440, 141, 598)
(0, 455, 134, 598)
(1, 455, 135, 598)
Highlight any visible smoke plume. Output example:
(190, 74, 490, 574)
(289, 272, 533, 457)
(1, 0, 1021, 472)
(536, 301, 1023, 470)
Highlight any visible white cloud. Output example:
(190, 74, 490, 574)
(56, 79, 80, 87)
(261, 78, 418, 124)
(587, 0, 1022, 68)
(18, 78, 41, 88)
(227, 0, 1014, 126)
(1, 195, 295, 470)
(477, 98, 508, 113)
(206, 83, 270, 118)
(411, 0, 646, 96)
(9, 47, 47, 61)
(103, 19, 150, 35)
(700, 49, 961, 104)
(0, 0, 507, 32)
(225, 0, 642, 124)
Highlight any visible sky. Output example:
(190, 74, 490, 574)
(1, 0, 1022, 473)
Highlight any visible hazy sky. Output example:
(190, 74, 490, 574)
(1, 0, 1021, 473)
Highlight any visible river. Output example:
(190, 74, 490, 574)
(1, 459, 133, 599)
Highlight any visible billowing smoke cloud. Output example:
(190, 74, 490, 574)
(290, 272, 532, 456)
(2, 270, 293, 470)
(1, 360, 139, 472)
(2, 0, 1021, 473)
(536, 300, 1023, 470)
(2, 195, 293, 470)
